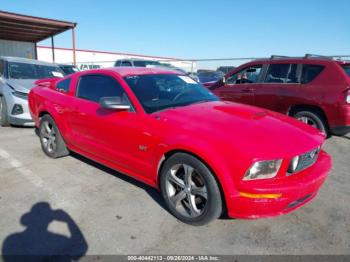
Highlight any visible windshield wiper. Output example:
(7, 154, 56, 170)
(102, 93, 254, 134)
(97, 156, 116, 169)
(188, 99, 215, 106)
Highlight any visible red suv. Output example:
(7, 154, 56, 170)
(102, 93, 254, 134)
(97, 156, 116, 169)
(208, 55, 350, 136)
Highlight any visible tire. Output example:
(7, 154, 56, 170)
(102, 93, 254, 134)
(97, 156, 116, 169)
(160, 153, 222, 226)
(0, 96, 10, 127)
(39, 114, 69, 158)
(293, 110, 328, 136)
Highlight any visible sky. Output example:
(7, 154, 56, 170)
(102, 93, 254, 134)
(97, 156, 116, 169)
(1, 0, 350, 61)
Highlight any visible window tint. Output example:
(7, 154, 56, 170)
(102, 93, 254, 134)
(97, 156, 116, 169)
(226, 65, 262, 84)
(265, 64, 299, 83)
(120, 61, 132, 67)
(77, 75, 124, 103)
(341, 65, 350, 78)
(301, 64, 324, 84)
(56, 78, 71, 92)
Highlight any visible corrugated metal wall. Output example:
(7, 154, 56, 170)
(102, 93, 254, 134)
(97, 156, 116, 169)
(0, 39, 35, 58)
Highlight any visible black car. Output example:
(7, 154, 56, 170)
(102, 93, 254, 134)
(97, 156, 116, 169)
(58, 64, 80, 75)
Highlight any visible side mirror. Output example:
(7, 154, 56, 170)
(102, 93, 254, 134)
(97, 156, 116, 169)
(222, 76, 226, 84)
(99, 96, 131, 111)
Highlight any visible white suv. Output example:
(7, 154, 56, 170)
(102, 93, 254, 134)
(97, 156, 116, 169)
(0, 56, 64, 126)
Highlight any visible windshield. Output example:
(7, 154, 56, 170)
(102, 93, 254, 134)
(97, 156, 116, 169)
(197, 71, 224, 83)
(133, 60, 162, 67)
(342, 65, 350, 77)
(124, 74, 218, 113)
(8, 62, 64, 79)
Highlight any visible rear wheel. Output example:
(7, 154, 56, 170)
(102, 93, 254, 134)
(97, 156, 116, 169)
(39, 115, 69, 158)
(294, 110, 328, 136)
(0, 96, 10, 127)
(160, 153, 222, 226)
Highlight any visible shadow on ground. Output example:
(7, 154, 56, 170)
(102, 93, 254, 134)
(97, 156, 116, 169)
(2, 202, 88, 262)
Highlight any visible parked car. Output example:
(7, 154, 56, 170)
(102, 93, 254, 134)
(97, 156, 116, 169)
(208, 55, 350, 136)
(58, 64, 80, 75)
(196, 70, 224, 84)
(0, 56, 64, 126)
(29, 67, 331, 225)
(217, 66, 236, 74)
(114, 58, 163, 67)
(115, 58, 186, 74)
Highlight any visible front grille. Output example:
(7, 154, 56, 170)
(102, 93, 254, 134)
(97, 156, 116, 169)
(297, 147, 320, 172)
(288, 147, 320, 175)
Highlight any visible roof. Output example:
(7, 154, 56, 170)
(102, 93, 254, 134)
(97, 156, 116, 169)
(252, 54, 348, 64)
(116, 58, 162, 62)
(1, 56, 59, 66)
(252, 58, 349, 66)
(0, 10, 76, 42)
(86, 67, 182, 77)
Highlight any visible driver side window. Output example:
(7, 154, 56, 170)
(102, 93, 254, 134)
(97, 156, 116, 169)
(77, 75, 124, 102)
(226, 65, 262, 85)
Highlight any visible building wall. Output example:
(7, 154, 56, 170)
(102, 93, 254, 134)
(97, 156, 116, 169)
(0, 39, 35, 59)
(37, 46, 195, 72)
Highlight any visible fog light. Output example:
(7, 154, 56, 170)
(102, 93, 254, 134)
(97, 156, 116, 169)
(11, 104, 23, 115)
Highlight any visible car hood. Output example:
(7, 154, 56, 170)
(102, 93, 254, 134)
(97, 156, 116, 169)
(157, 101, 324, 159)
(6, 79, 37, 93)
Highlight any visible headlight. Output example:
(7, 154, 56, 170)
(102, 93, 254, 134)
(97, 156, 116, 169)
(243, 159, 282, 180)
(287, 155, 300, 174)
(12, 90, 28, 100)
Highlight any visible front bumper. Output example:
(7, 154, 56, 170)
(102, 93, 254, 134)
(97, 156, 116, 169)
(226, 151, 332, 219)
(6, 93, 34, 127)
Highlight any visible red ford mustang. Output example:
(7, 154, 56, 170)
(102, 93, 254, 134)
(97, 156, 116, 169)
(29, 67, 332, 225)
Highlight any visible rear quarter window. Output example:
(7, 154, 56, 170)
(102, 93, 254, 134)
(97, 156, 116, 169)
(56, 78, 71, 92)
(301, 64, 324, 84)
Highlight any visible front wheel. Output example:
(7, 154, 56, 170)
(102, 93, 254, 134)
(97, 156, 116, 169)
(39, 115, 69, 158)
(160, 153, 222, 226)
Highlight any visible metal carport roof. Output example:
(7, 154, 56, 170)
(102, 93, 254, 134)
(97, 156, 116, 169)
(0, 10, 76, 42)
(0, 10, 77, 64)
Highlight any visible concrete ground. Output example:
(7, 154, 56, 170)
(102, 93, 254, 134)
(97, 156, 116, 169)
(0, 126, 349, 256)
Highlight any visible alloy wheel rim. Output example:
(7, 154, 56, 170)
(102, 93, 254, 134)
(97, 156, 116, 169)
(40, 121, 57, 153)
(165, 163, 208, 218)
(296, 116, 318, 128)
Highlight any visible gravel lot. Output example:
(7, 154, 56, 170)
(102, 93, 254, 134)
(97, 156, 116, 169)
(0, 126, 349, 255)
